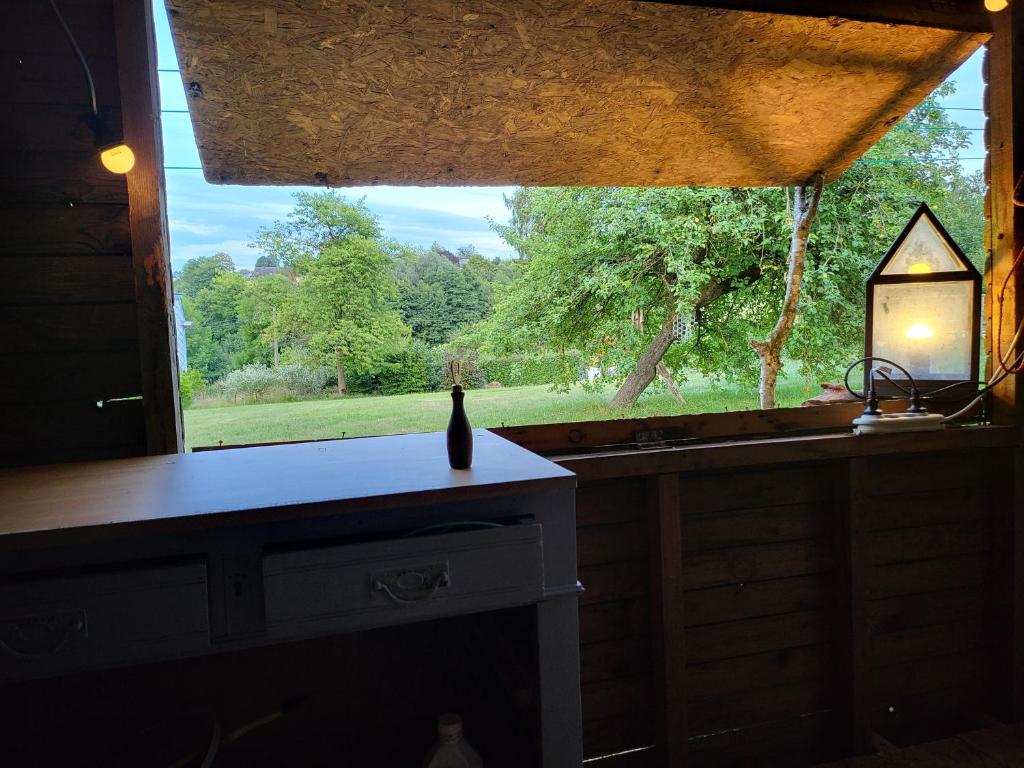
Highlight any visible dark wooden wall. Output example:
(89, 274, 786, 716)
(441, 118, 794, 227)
(0, 0, 180, 466)
(550, 427, 1017, 768)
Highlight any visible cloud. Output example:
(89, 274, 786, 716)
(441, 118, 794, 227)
(169, 218, 223, 236)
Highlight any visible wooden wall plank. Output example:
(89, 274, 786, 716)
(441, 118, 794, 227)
(0, 205, 131, 254)
(0, 304, 138, 353)
(685, 573, 830, 627)
(869, 587, 987, 635)
(0, 254, 134, 304)
(688, 677, 832, 737)
(867, 522, 991, 565)
(579, 599, 650, 646)
(873, 620, 988, 667)
(0, 350, 142, 404)
(680, 466, 831, 515)
(1, 53, 119, 108)
(578, 522, 648, 566)
(865, 487, 989, 531)
(2, 3, 117, 57)
(687, 609, 829, 666)
(864, 451, 988, 496)
(682, 538, 833, 590)
(869, 554, 990, 598)
(0, 399, 146, 467)
(114, 0, 183, 455)
(681, 502, 829, 551)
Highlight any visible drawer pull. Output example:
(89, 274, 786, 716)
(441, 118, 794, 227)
(0, 610, 87, 660)
(372, 566, 450, 606)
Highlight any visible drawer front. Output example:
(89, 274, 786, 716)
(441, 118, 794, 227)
(0, 560, 209, 683)
(264, 524, 544, 639)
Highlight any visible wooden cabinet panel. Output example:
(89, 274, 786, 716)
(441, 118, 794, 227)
(264, 525, 544, 640)
(0, 560, 208, 683)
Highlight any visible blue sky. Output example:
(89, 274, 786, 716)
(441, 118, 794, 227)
(154, 4, 985, 273)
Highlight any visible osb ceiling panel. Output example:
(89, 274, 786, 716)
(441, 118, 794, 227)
(164, 1, 986, 187)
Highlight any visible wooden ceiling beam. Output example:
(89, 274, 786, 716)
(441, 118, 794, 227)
(639, 1, 992, 32)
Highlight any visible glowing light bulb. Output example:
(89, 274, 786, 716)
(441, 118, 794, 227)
(986, 0, 1009, 11)
(908, 262, 932, 274)
(100, 143, 135, 174)
(906, 323, 934, 340)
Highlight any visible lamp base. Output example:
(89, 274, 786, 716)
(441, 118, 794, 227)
(852, 412, 945, 435)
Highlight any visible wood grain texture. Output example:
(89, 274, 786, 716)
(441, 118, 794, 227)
(0, 429, 574, 549)
(0, 255, 134, 305)
(0, 304, 139, 353)
(0, 204, 131, 255)
(115, 0, 184, 455)
(165, 0, 984, 187)
(648, 474, 687, 766)
(557, 427, 1015, 483)
(643, 0, 990, 32)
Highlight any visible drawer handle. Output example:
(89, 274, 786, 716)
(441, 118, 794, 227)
(0, 610, 87, 660)
(373, 568, 450, 606)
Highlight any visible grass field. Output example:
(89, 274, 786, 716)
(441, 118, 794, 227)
(184, 374, 811, 450)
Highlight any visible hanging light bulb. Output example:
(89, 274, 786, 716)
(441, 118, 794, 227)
(985, 0, 1009, 12)
(99, 143, 136, 174)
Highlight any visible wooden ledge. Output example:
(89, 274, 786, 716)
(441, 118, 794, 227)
(555, 424, 1017, 481)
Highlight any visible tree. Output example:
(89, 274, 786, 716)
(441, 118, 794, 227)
(254, 253, 281, 268)
(237, 272, 295, 366)
(176, 252, 235, 298)
(253, 191, 380, 268)
(286, 236, 409, 394)
(396, 247, 491, 345)
(482, 87, 981, 409)
(750, 176, 824, 409)
(258, 192, 410, 394)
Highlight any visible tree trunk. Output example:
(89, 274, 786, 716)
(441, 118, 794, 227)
(657, 361, 685, 403)
(611, 312, 677, 410)
(272, 309, 280, 367)
(336, 348, 348, 395)
(750, 175, 824, 409)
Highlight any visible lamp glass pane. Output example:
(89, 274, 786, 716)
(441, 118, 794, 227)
(871, 280, 974, 380)
(880, 215, 966, 275)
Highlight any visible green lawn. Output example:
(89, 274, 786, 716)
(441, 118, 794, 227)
(184, 375, 811, 450)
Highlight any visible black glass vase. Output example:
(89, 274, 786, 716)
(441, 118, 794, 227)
(446, 385, 473, 469)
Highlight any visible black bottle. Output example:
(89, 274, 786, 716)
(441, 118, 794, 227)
(447, 385, 473, 469)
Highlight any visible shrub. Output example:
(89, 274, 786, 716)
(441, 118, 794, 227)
(441, 347, 487, 389)
(212, 363, 330, 402)
(178, 368, 206, 408)
(275, 363, 331, 395)
(479, 351, 586, 387)
(350, 341, 443, 396)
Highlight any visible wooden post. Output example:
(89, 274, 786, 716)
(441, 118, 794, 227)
(985, 6, 1023, 425)
(985, 0, 1024, 722)
(836, 458, 870, 757)
(648, 473, 688, 766)
(114, 0, 183, 454)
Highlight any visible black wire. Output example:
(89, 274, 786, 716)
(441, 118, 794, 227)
(48, 0, 97, 116)
(843, 357, 919, 401)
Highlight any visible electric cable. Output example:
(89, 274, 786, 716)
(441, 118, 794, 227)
(48, 0, 97, 116)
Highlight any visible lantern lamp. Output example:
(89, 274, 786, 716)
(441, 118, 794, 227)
(865, 203, 981, 398)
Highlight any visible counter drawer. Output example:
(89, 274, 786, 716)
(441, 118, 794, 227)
(0, 560, 209, 683)
(263, 524, 544, 639)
